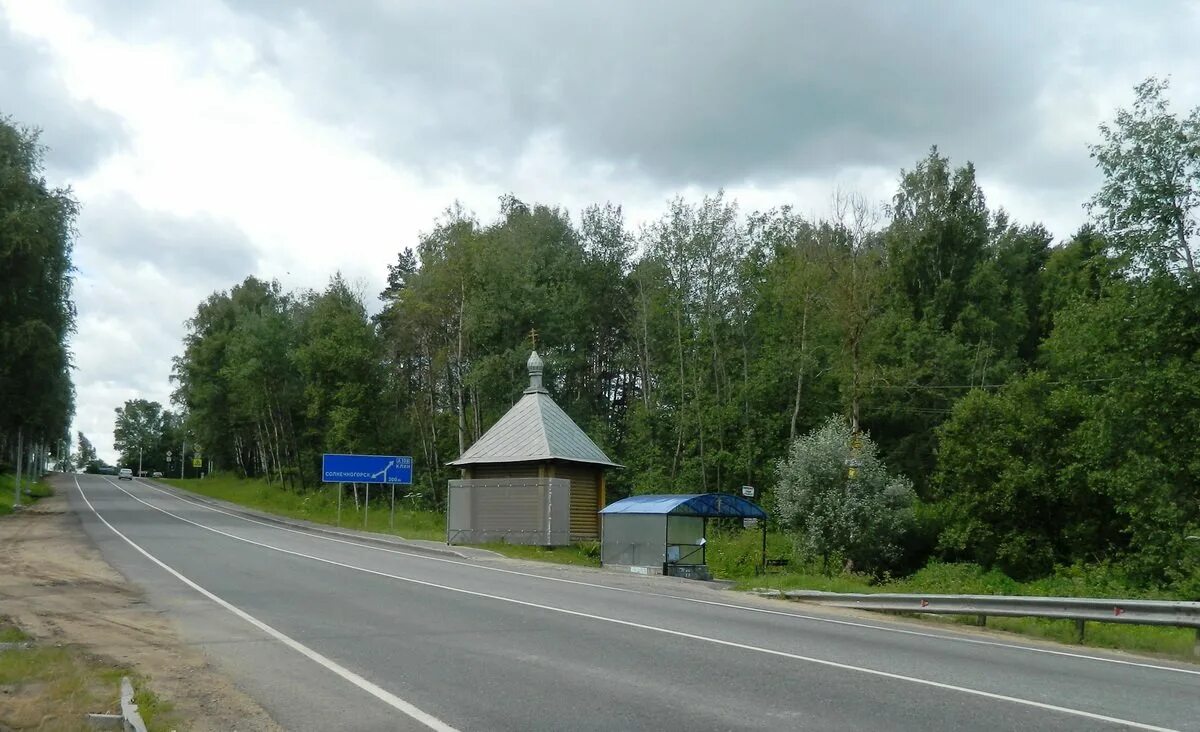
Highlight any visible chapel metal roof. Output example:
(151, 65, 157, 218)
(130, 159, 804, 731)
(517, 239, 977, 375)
(447, 351, 620, 468)
(598, 493, 767, 519)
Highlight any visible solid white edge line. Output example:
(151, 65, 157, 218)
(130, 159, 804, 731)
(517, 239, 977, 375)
(75, 476, 458, 732)
(138, 478, 1200, 679)
(105, 477, 1177, 732)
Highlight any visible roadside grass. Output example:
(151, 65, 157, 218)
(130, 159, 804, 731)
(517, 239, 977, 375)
(0, 622, 29, 644)
(0, 618, 178, 731)
(161, 475, 446, 541)
(0, 472, 53, 516)
(163, 475, 607, 565)
(721, 532, 1198, 659)
(479, 542, 601, 567)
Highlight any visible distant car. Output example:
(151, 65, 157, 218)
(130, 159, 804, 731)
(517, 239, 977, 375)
(118, 468, 134, 481)
(152, 471, 163, 478)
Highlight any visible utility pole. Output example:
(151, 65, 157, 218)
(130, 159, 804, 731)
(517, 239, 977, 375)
(181, 440, 186, 480)
(138, 444, 143, 478)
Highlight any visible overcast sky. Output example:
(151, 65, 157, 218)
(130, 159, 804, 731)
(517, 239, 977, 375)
(2, 0, 1198, 464)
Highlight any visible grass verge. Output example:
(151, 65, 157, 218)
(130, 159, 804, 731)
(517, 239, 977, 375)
(0, 618, 178, 731)
(0, 472, 53, 516)
(162, 475, 446, 541)
(728, 537, 1198, 659)
(478, 542, 601, 567)
(162, 475, 606, 565)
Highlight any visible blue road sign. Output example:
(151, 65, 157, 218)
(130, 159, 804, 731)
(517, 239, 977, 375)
(321, 454, 413, 484)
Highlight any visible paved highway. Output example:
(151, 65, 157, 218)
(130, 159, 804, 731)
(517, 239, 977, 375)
(67, 474, 1197, 731)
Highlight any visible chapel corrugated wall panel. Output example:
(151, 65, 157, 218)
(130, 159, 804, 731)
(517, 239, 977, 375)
(555, 463, 599, 540)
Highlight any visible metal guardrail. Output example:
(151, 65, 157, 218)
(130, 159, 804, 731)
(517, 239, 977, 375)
(757, 589, 1200, 653)
(777, 590, 1200, 628)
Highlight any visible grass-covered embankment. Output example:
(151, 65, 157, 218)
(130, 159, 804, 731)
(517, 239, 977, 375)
(707, 527, 1199, 658)
(0, 472, 52, 515)
(161, 474, 445, 541)
(162, 475, 610, 568)
(160, 475, 604, 566)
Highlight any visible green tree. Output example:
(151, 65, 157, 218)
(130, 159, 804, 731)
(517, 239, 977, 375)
(293, 275, 384, 473)
(1040, 274, 1200, 585)
(114, 399, 166, 472)
(173, 276, 305, 484)
(774, 415, 915, 574)
(932, 374, 1113, 579)
(1089, 77, 1199, 277)
(75, 431, 99, 473)
(1038, 226, 1120, 334)
(0, 117, 77, 486)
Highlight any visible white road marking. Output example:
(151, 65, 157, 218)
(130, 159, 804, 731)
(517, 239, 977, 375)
(100, 477, 1178, 732)
(137, 478, 1200, 678)
(75, 477, 458, 732)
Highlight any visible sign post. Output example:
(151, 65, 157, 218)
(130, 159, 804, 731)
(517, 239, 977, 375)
(321, 454, 414, 533)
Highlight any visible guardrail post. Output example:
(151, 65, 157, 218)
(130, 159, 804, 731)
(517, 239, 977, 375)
(975, 615, 987, 627)
(1074, 618, 1086, 644)
(1194, 628, 1199, 658)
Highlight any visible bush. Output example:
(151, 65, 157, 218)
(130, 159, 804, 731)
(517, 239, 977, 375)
(774, 415, 915, 575)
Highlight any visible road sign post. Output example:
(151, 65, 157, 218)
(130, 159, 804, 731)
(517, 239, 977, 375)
(321, 454, 413, 485)
(321, 454, 413, 531)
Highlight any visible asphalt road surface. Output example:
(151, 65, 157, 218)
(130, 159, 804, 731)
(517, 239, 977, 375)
(67, 474, 1198, 731)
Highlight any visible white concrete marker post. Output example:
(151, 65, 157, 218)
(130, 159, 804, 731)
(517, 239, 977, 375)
(12, 427, 22, 509)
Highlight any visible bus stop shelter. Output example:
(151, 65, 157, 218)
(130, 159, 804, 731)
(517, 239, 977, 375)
(599, 493, 768, 579)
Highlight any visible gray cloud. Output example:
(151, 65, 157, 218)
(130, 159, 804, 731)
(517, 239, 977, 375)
(62, 1, 1200, 208)
(0, 7, 128, 174)
(218, 1, 1057, 183)
(68, 196, 262, 460)
(77, 194, 258, 285)
(216, 1, 1198, 189)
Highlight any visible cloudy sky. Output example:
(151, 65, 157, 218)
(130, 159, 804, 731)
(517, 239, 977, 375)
(2, 1, 1198, 463)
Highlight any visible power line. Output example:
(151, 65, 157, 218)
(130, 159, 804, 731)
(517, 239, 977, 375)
(869, 377, 1125, 391)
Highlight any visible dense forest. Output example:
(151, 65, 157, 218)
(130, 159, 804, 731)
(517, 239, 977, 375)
(0, 117, 77, 493)
(170, 80, 1199, 590)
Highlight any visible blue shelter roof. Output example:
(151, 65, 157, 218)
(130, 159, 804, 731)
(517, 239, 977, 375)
(599, 493, 767, 519)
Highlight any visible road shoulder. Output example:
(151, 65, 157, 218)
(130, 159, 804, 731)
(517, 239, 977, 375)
(0, 475, 281, 731)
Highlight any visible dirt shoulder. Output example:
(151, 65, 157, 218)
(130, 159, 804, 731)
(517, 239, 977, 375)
(0, 476, 281, 731)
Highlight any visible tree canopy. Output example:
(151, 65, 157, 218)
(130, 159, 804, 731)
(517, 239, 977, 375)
(169, 79, 1200, 592)
(0, 116, 77, 480)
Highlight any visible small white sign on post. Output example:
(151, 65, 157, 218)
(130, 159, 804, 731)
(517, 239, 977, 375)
(740, 485, 756, 498)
